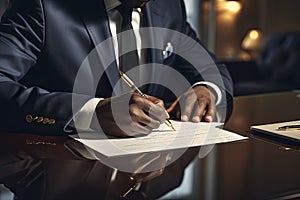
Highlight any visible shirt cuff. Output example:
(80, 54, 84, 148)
(71, 98, 103, 131)
(192, 81, 222, 105)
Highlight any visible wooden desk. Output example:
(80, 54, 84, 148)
(0, 91, 300, 200)
(191, 91, 300, 200)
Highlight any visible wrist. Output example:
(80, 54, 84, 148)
(192, 81, 222, 105)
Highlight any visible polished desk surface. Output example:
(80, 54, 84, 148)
(199, 91, 300, 200)
(0, 91, 300, 200)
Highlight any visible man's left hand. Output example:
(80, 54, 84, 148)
(167, 85, 216, 122)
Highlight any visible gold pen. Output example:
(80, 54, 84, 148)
(119, 71, 176, 131)
(120, 176, 138, 198)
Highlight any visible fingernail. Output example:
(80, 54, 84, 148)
(206, 116, 213, 122)
(165, 110, 170, 119)
(192, 116, 200, 123)
(181, 115, 188, 121)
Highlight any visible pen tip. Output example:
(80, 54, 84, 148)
(165, 120, 176, 131)
(171, 126, 176, 131)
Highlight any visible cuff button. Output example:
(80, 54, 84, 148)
(26, 115, 33, 123)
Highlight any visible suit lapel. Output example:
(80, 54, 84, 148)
(143, 2, 167, 97)
(79, 0, 122, 95)
(143, 2, 164, 64)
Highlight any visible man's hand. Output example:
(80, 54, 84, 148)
(167, 85, 216, 122)
(95, 92, 167, 137)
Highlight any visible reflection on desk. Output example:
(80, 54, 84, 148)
(0, 132, 200, 200)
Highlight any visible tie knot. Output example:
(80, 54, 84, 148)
(116, 4, 133, 29)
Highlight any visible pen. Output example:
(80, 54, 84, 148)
(276, 124, 300, 130)
(119, 71, 176, 131)
(120, 176, 138, 198)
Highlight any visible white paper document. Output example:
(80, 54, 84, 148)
(71, 120, 247, 157)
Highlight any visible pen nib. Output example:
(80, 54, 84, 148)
(165, 119, 176, 131)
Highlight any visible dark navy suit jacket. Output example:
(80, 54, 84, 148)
(0, 0, 233, 134)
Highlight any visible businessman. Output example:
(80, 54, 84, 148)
(0, 0, 234, 197)
(0, 0, 233, 137)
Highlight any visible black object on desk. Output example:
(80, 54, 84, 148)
(250, 120, 300, 145)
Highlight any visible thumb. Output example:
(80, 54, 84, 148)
(166, 99, 179, 114)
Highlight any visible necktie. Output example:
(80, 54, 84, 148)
(117, 5, 140, 74)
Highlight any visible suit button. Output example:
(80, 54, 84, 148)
(43, 118, 50, 124)
(37, 117, 44, 123)
(26, 115, 33, 123)
(49, 119, 56, 125)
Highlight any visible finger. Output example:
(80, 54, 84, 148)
(115, 105, 152, 136)
(147, 95, 170, 119)
(147, 104, 166, 123)
(181, 94, 197, 122)
(130, 95, 163, 123)
(138, 114, 161, 129)
(167, 99, 181, 120)
(130, 102, 156, 124)
(204, 102, 216, 122)
(141, 100, 166, 123)
(146, 95, 165, 108)
(131, 95, 166, 123)
(166, 99, 178, 114)
(191, 100, 207, 123)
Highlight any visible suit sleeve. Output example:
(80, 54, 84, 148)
(173, 0, 233, 110)
(0, 0, 92, 135)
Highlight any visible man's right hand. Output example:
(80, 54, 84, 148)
(95, 92, 167, 137)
